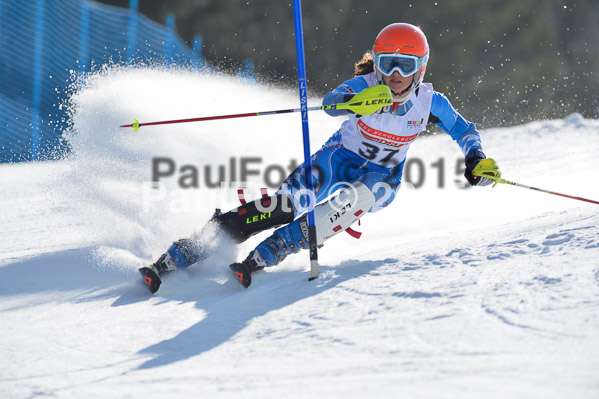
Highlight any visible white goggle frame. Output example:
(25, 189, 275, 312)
(374, 52, 429, 77)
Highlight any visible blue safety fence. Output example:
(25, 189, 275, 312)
(0, 0, 225, 163)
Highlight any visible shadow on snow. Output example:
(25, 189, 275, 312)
(131, 258, 395, 370)
(0, 248, 396, 370)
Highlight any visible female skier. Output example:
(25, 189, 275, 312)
(140, 23, 499, 293)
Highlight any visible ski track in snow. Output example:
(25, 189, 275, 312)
(1, 67, 598, 398)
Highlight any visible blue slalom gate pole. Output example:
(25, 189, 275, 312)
(292, 0, 319, 280)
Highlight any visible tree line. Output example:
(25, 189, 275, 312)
(100, 0, 598, 128)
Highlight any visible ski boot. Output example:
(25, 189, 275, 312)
(139, 240, 196, 294)
(139, 256, 168, 294)
(229, 251, 265, 289)
(229, 215, 310, 288)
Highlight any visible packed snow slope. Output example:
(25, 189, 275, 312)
(1, 67, 598, 398)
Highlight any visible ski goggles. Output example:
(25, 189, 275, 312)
(374, 52, 429, 77)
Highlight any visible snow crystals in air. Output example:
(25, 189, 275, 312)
(1, 66, 598, 398)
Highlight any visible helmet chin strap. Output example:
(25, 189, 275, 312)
(390, 77, 417, 105)
(391, 86, 411, 97)
(375, 70, 419, 105)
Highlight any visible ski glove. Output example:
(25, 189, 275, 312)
(464, 149, 494, 186)
(375, 103, 391, 114)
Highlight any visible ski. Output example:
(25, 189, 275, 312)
(229, 262, 252, 289)
(139, 266, 162, 294)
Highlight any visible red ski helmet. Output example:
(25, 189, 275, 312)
(372, 23, 429, 103)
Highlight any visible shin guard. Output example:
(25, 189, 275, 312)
(254, 182, 376, 266)
(211, 194, 295, 243)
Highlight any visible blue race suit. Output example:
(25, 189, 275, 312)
(247, 72, 485, 267)
(275, 71, 483, 214)
(168, 72, 485, 270)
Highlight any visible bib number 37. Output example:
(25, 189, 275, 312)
(359, 141, 400, 164)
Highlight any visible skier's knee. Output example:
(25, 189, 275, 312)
(313, 181, 375, 245)
(250, 182, 375, 268)
(211, 194, 295, 243)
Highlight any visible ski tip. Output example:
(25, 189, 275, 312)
(139, 266, 162, 294)
(229, 263, 252, 289)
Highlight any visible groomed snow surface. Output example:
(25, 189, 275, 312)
(1, 67, 598, 398)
